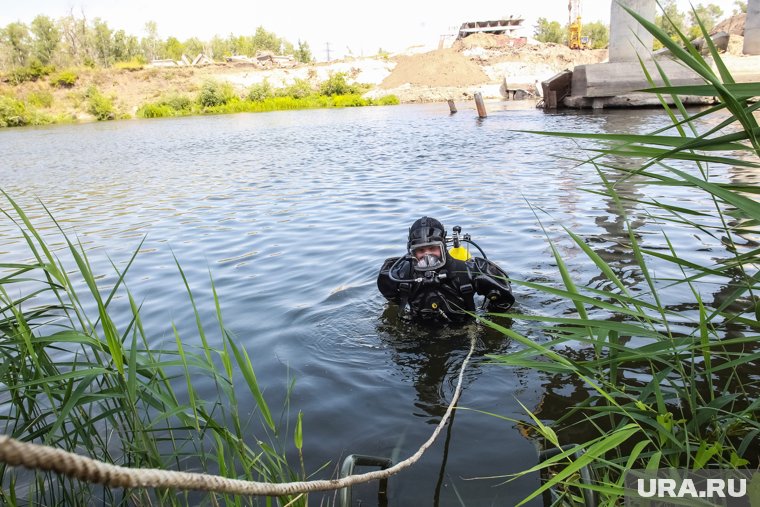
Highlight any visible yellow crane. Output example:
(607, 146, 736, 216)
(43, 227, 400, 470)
(568, 0, 590, 49)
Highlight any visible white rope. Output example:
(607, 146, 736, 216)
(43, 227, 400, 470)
(0, 334, 478, 497)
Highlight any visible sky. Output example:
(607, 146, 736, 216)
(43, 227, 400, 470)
(0, 0, 743, 60)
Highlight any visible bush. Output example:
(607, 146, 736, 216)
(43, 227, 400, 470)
(319, 72, 358, 96)
(137, 94, 194, 118)
(26, 90, 53, 108)
(50, 70, 79, 88)
(375, 94, 399, 106)
(0, 96, 28, 127)
(278, 79, 314, 99)
(85, 86, 115, 120)
(0, 95, 57, 127)
(247, 80, 274, 102)
(331, 94, 369, 107)
(138, 103, 174, 118)
(113, 59, 145, 71)
(4, 61, 55, 85)
(198, 80, 238, 108)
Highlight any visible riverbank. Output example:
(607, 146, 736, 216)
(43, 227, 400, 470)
(0, 35, 608, 124)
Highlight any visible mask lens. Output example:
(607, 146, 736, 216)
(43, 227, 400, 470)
(412, 243, 444, 271)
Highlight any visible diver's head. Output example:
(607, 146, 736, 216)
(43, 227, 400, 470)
(408, 216, 447, 271)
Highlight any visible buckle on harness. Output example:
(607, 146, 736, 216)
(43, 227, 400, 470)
(460, 283, 473, 295)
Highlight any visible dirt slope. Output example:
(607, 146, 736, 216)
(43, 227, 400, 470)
(379, 48, 490, 89)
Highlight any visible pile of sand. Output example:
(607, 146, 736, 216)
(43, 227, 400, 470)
(379, 48, 490, 89)
(714, 13, 746, 36)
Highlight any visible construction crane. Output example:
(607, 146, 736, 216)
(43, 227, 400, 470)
(567, 0, 590, 49)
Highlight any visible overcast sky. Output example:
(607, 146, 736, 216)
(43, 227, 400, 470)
(0, 0, 742, 60)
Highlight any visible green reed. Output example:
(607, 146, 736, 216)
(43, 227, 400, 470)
(485, 6, 760, 506)
(0, 193, 307, 506)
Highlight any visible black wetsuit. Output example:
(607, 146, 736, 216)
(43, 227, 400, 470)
(377, 255, 515, 323)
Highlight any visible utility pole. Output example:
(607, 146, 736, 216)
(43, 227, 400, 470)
(325, 42, 331, 62)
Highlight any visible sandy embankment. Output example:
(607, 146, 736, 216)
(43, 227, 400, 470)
(208, 34, 609, 105)
(5, 34, 608, 120)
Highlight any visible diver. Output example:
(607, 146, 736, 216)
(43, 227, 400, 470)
(377, 217, 515, 323)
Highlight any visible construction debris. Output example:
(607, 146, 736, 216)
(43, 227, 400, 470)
(150, 53, 213, 67)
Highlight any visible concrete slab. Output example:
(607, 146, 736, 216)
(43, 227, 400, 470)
(567, 54, 760, 108)
(571, 58, 703, 98)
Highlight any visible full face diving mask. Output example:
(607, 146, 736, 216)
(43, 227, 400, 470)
(411, 242, 446, 271)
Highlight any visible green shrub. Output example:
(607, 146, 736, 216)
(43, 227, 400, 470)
(137, 94, 194, 118)
(331, 94, 369, 107)
(138, 103, 174, 118)
(4, 62, 55, 85)
(375, 94, 399, 105)
(319, 72, 358, 96)
(278, 78, 314, 99)
(50, 70, 79, 88)
(85, 86, 115, 120)
(198, 80, 238, 108)
(247, 80, 274, 102)
(0, 95, 56, 127)
(162, 94, 193, 112)
(113, 59, 145, 71)
(0, 96, 28, 127)
(26, 90, 53, 108)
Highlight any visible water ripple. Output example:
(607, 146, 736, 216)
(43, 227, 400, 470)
(0, 104, 751, 505)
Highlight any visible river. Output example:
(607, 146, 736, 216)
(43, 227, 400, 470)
(0, 103, 752, 505)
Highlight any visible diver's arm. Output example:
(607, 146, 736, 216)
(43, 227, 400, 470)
(377, 257, 413, 304)
(472, 258, 515, 311)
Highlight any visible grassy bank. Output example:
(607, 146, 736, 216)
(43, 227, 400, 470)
(137, 76, 398, 119)
(486, 8, 760, 506)
(0, 65, 398, 127)
(0, 194, 308, 506)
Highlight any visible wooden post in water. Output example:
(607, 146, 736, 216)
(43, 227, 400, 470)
(474, 93, 487, 118)
(447, 100, 457, 114)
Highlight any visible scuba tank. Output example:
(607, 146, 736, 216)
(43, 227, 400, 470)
(448, 226, 472, 261)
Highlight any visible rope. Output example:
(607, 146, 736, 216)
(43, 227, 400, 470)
(0, 334, 478, 497)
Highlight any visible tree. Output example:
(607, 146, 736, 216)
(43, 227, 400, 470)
(112, 30, 140, 62)
(2, 22, 32, 66)
(581, 21, 609, 49)
(183, 37, 205, 58)
(209, 35, 227, 60)
(30, 15, 60, 65)
(534, 17, 564, 44)
(734, 1, 747, 14)
(655, 0, 688, 41)
(252, 26, 282, 53)
(687, 3, 723, 39)
(59, 14, 85, 66)
(163, 36, 184, 60)
(294, 39, 312, 63)
(91, 18, 113, 66)
(141, 21, 160, 61)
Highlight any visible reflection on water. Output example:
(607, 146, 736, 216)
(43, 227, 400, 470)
(0, 104, 755, 505)
(376, 305, 514, 422)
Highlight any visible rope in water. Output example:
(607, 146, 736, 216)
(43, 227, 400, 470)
(0, 334, 477, 497)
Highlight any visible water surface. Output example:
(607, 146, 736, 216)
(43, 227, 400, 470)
(0, 103, 749, 505)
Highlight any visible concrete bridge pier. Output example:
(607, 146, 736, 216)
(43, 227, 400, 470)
(609, 0, 656, 62)
(745, 0, 760, 54)
(561, 0, 760, 108)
